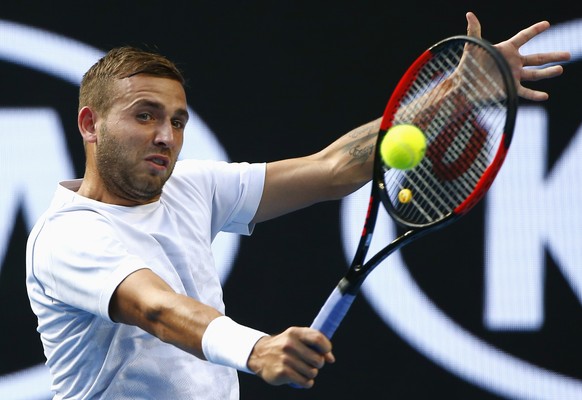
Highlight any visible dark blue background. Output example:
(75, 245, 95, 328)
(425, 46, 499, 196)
(1, 1, 579, 399)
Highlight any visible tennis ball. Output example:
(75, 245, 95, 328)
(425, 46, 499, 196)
(398, 188, 413, 204)
(380, 124, 426, 170)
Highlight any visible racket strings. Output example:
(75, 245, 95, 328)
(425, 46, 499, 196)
(383, 40, 509, 226)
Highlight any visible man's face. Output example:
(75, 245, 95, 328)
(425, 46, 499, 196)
(94, 75, 189, 205)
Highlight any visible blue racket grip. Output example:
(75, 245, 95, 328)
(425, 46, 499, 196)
(310, 286, 356, 339)
(289, 287, 356, 388)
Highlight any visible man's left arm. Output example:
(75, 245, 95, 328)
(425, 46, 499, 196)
(252, 118, 380, 224)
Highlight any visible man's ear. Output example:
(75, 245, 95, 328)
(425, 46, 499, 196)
(78, 106, 98, 143)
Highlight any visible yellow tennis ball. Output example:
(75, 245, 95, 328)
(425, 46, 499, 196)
(380, 124, 427, 170)
(398, 188, 413, 203)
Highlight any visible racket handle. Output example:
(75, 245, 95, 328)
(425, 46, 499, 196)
(310, 286, 357, 339)
(290, 287, 356, 389)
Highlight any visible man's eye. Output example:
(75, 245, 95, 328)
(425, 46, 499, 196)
(172, 119, 185, 129)
(137, 113, 152, 121)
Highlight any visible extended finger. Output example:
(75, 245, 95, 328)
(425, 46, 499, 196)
(518, 86, 549, 102)
(520, 65, 564, 82)
(522, 51, 571, 67)
(508, 21, 550, 48)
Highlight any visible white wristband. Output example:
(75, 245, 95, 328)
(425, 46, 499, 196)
(201, 316, 268, 374)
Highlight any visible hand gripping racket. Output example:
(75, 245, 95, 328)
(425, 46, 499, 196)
(311, 35, 517, 340)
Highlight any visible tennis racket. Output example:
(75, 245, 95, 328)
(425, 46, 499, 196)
(310, 35, 518, 340)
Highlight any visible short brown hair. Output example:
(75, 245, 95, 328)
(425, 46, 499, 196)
(79, 46, 185, 115)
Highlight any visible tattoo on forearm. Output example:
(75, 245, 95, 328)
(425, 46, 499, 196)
(349, 144, 374, 163)
(345, 120, 379, 164)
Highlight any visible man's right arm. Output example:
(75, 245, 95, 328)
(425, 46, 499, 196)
(109, 268, 334, 388)
(109, 268, 221, 359)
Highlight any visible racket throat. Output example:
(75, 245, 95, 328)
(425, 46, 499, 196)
(338, 271, 367, 295)
(339, 228, 430, 296)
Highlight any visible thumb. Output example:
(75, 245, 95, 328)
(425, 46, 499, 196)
(466, 11, 482, 38)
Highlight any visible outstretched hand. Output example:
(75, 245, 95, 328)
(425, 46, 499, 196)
(466, 11, 571, 101)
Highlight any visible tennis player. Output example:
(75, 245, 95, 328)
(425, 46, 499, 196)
(26, 12, 569, 399)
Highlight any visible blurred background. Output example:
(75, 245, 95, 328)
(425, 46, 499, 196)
(1, 1, 581, 399)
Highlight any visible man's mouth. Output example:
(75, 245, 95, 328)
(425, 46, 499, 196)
(145, 155, 170, 168)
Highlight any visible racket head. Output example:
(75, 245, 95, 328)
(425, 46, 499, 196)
(376, 35, 518, 229)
